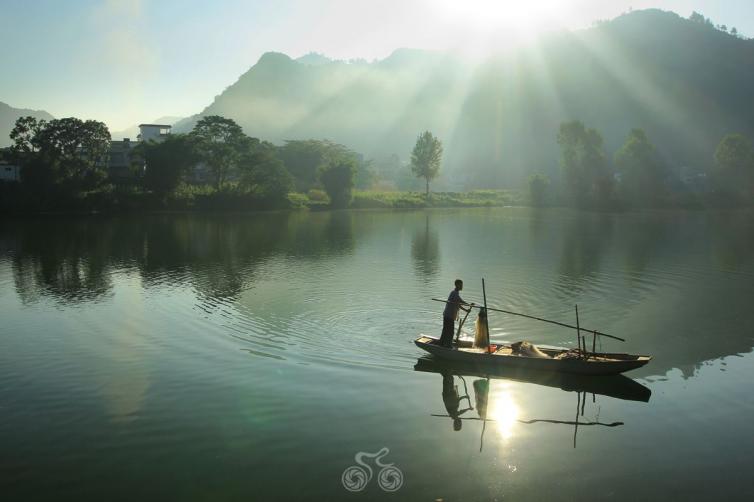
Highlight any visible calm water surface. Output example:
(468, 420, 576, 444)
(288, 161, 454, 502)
(1, 208, 753, 501)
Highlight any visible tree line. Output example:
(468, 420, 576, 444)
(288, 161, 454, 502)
(2, 113, 752, 212)
(2, 115, 385, 211)
(528, 120, 754, 208)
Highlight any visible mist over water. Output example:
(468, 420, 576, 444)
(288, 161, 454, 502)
(1, 208, 753, 500)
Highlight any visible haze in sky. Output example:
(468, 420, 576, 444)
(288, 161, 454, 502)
(1, 0, 751, 130)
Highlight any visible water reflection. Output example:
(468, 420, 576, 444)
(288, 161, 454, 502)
(2, 209, 754, 377)
(709, 211, 754, 269)
(558, 213, 613, 289)
(416, 356, 650, 449)
(440, 370, 474, 431)
(622, 215, 669, 275)
(3, 212, 359, 307)
(411, 215, 440, 281)
(10, 220, 113, 304)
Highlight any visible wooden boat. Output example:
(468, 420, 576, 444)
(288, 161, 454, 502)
(414, 336, 651, 376)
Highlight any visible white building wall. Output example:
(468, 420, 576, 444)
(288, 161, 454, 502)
(0, 163, 21, 182)
(138, 124, 171, 143)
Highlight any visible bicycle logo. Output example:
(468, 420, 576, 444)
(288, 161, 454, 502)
(341, 447, 404, 492)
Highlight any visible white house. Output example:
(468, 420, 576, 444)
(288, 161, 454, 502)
(108, 124, 172, 179)
(137, 124, 172, 143)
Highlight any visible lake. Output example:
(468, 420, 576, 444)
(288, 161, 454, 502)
(1, 208, 753, 501)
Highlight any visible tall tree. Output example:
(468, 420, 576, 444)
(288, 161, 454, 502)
(713, 133, 754, 197)
(614, 128, 666, 204)
(528, 174, 550, 206)
(190, 115, 247, 189)
(557, 121, 612, 206)
(9, 116, 46, 156)
(278, 139, 360, 192)
(410, 131, 443, 197)
(11, 116, 110, 192)
(238, 142, 293, 204)
(318, 159, 356, 208)
(138, 134, 197, 197)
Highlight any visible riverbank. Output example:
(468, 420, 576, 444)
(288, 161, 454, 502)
(2, 182, 748, 216)
(0, 183, 528, 215)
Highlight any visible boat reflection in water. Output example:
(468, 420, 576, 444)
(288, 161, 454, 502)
(415, 356, 651, 449)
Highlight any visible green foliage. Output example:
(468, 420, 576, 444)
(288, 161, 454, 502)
(557, 121, 613, 206)
(528, 174, 550, 206)
(713, 133, 754, 197)
(9, 116, 45, 156)
(614, 128, 667, 204)
(307, 188, 329, 202)
(238, 147, 293, 205)
(349, 190, 522, 209)
(689, 11, 713, 28)
(139, 134, 197, 197)
(11, 115, 111, 195)
(354, 159, 376, 190)
(189, 115, 247, 189)
(410, 131, 443, 196)
(277, 140, 358, 191)
(318, 160, 356, 208)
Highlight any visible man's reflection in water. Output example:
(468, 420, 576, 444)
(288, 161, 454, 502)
(441, 370, 473, 431)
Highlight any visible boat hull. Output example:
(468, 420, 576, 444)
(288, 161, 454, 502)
(414, 336, 651, 376)
(413, 356, 651, 401)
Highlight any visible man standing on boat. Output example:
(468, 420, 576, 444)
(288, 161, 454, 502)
(440, 279, 472, 347)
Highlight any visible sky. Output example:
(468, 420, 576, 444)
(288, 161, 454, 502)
(1, 0, 752, 131)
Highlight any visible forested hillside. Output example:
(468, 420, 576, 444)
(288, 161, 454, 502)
(175, 9, 754, 188)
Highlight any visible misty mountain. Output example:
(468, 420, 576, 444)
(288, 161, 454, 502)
(0, 102, 54, 148)
(175, 9, 754, 188)
(110, 116, 184, 141)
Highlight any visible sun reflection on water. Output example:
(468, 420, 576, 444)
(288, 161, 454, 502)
(488, 385, 520, 440)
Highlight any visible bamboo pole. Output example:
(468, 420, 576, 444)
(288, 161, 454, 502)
(430, 298, 625, 342)
(430, 415, 624, 427)
(454, 308, 472, 344)
(575, 304, 582, 359)
(574, 391, 580, 448)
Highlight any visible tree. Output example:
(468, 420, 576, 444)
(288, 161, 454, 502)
(238, 143, 293, 205)
(713, 133, 753, 197)
(11, 116, 111, 193)
(410, 131, 443, 197)
(318, 160, 356, 208)
(9, 116, 46, 157)
(190, 115, 247, 189)
(731, 27, 738, 37)
(528, 174, 550, 206)
(614, 128, 667, 204)
(557, 121, 612, 206)
(278, 139, 360, 192)
(354, 158, 376, 190)
(139, 134, 197, 197)
(689, 11, 713, 28)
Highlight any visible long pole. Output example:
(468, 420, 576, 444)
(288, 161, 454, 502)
(431, 299, 625, 342)
(575, 304, 581, 359)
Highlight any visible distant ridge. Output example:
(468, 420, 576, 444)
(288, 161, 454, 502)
(0, 102, 54, 148)
(175, 9, 754, 187)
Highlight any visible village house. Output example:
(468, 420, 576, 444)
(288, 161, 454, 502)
(108, 124, 172, 180)
(0, 160, 22, 182)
